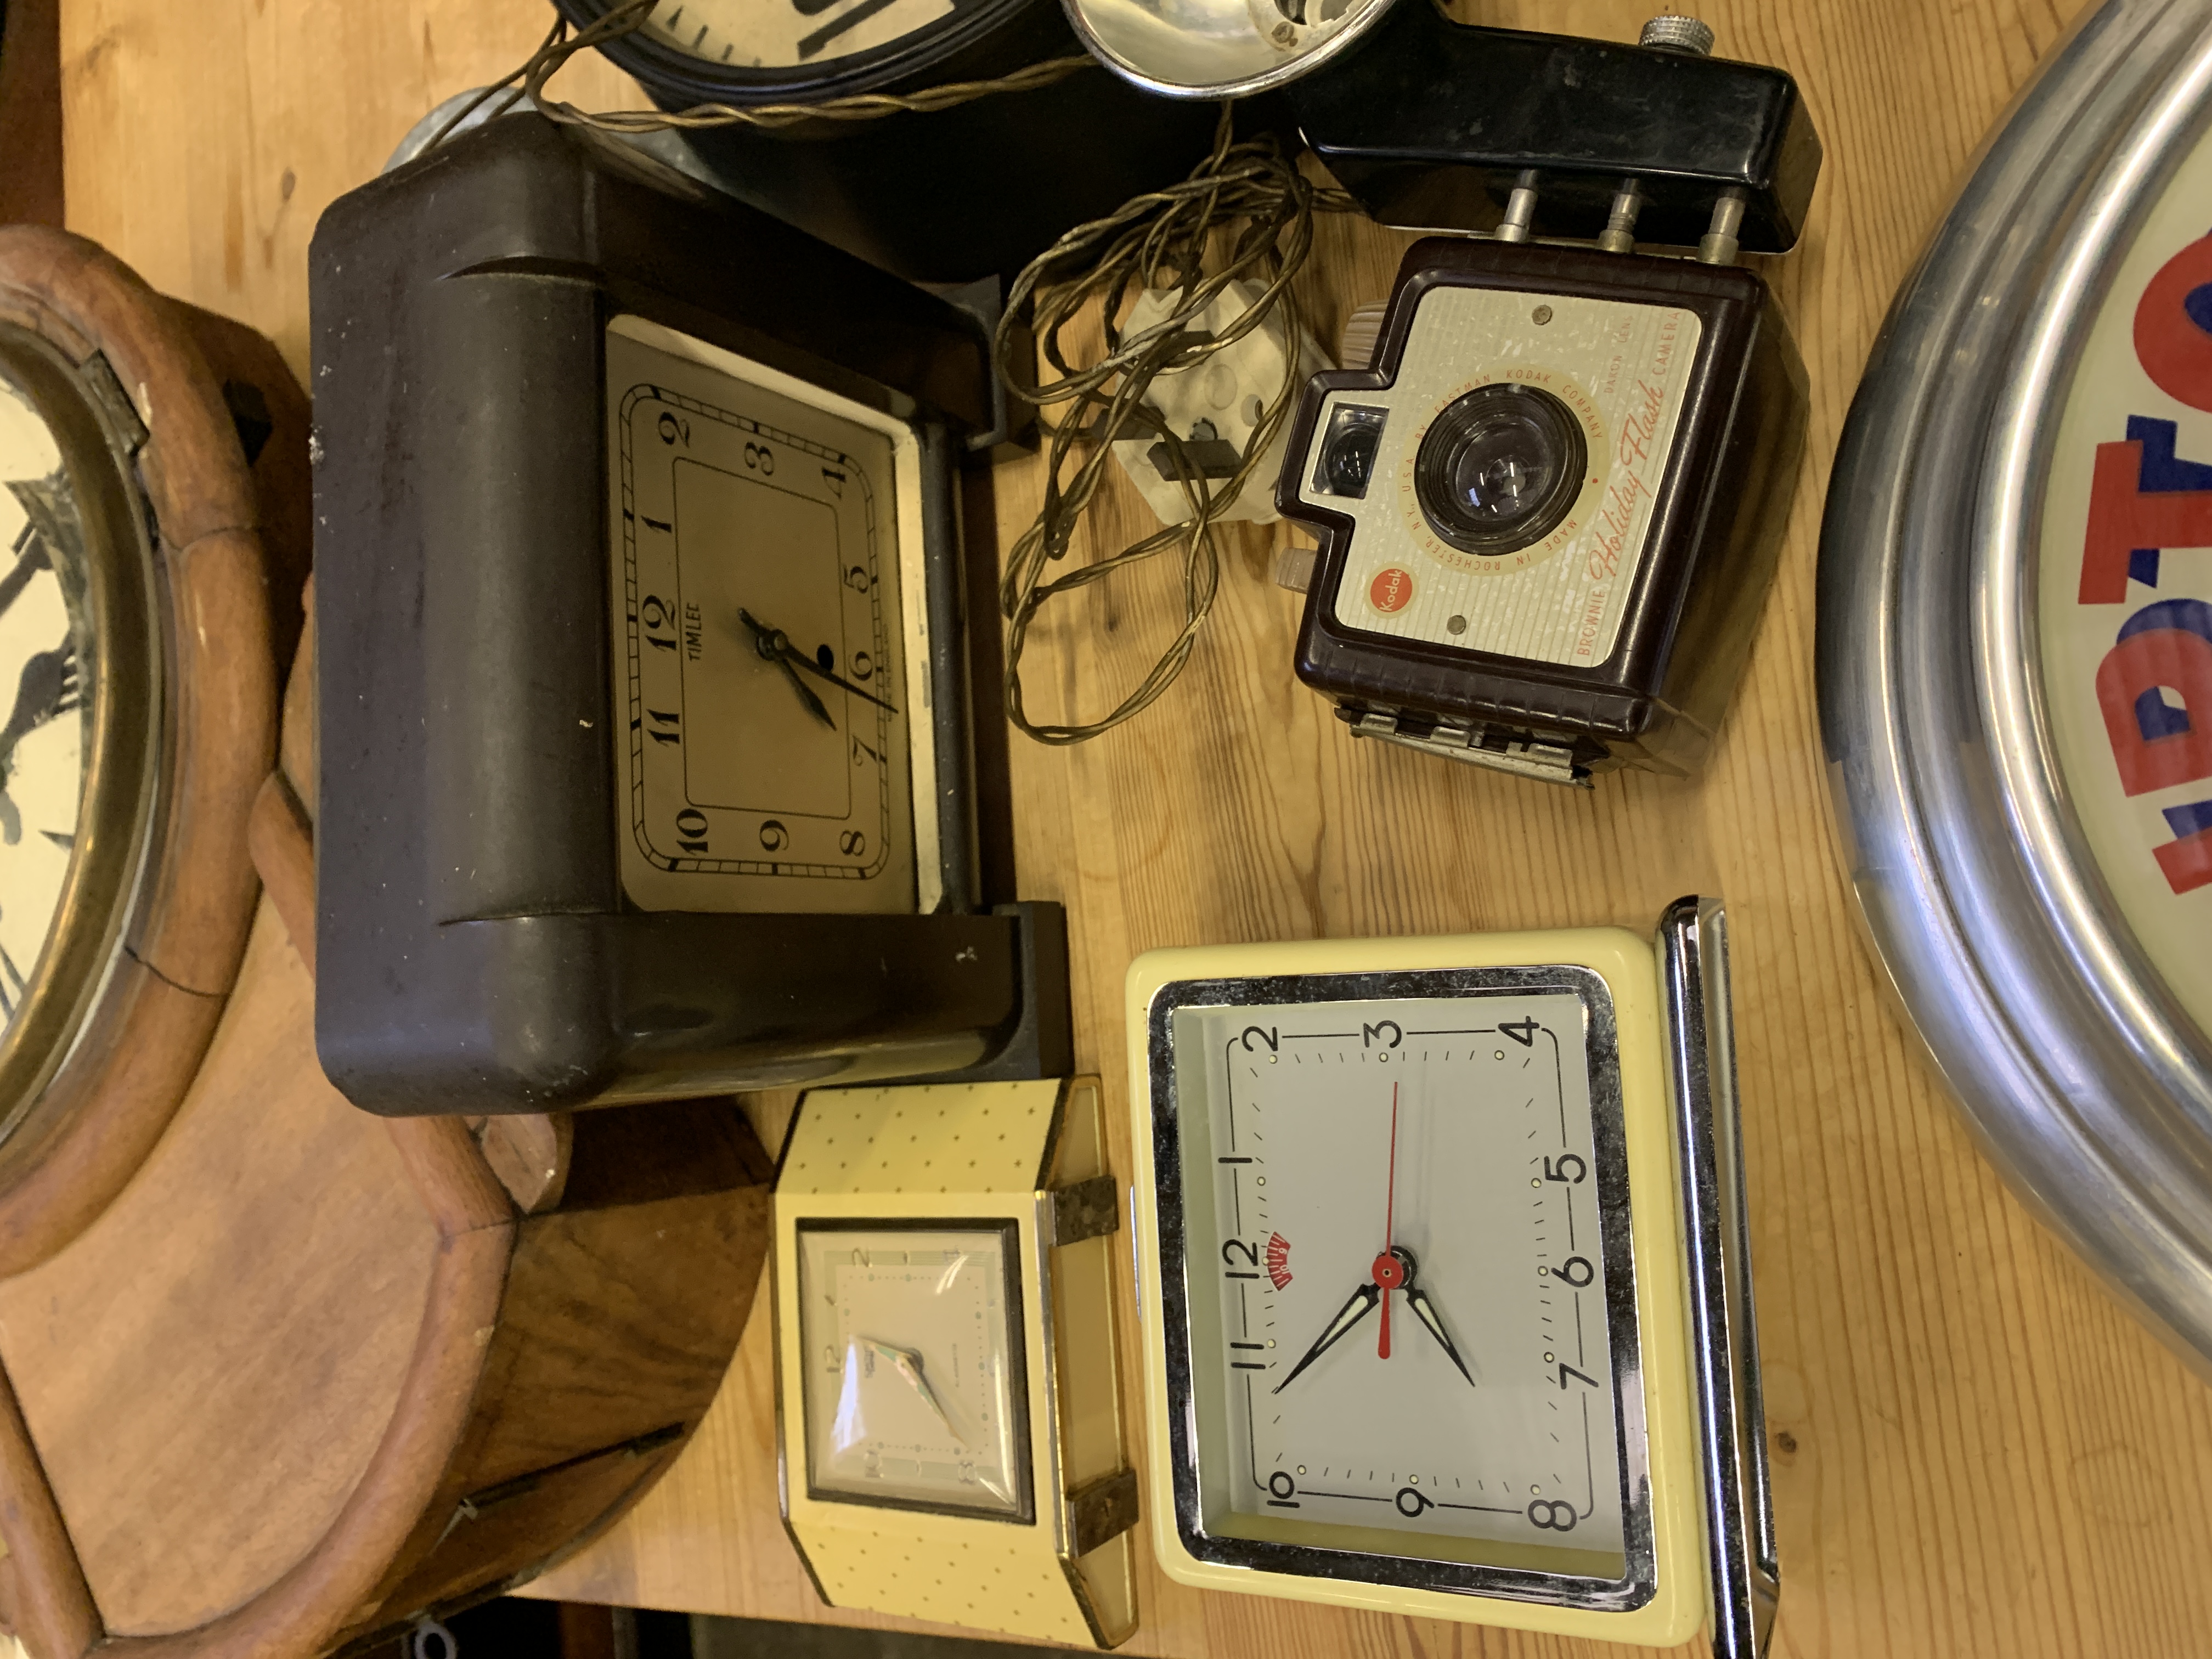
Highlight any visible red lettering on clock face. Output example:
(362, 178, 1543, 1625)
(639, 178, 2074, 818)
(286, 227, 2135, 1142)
(1369, 567, 1414, 614)
(2134, 234, 2212, 413)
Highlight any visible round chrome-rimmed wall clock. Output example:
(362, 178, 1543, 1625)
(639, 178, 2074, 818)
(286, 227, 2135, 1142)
(0, 227, 281, 1269)
(549, 0, 1216, 282)
(1820, 0, 2212, 1372)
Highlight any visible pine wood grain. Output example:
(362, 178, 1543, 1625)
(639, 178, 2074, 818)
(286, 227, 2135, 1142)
(55, 1, 2212, 1656)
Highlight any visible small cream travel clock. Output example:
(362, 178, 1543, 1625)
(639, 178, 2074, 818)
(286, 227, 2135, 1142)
(775, 1078, 1139, 1647)
(1125, 899, 1776, 1655)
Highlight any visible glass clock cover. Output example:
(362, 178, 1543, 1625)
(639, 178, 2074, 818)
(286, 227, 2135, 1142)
(1160, 975, 1645, 1593)
(0, 369, 89, 1035)
(796, 1220, 1031, 1519)
(634, 0, 981, 70)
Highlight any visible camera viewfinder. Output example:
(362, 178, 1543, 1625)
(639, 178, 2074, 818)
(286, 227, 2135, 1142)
(1314, 403, 1389, 499)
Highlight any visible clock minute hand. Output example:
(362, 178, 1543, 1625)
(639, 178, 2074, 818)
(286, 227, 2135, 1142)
(1271, 1281, 1380, 1395)
(784, 649, 899, 715)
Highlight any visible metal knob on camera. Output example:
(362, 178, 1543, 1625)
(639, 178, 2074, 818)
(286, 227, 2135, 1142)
(1587, 19, 1746, 264)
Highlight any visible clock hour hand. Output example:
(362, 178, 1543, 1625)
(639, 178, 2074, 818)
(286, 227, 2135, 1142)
(864, 1338, 964, 1444)
(737, 608, 836, 729)
(776, 654, 836, 729)
(738, 608, 899, 715)
(1403, 1282, 1479, 1389)
(1271, 1282, 1380, 1395)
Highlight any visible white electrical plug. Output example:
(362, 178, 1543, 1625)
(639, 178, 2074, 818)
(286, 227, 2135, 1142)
(1110, 279, 1331, 527)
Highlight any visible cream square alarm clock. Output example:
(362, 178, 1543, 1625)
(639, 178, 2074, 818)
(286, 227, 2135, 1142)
(1124, 899, 1776, 1655)
(775, 1078, 1138, 1647)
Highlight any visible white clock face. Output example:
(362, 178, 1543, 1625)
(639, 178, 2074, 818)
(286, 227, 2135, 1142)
(0, 376, 87, 1034)
(795, 1222, 1030, 1519)
(1161, 978, 1644, 1588)
(606, 317, 921, 915)
(639, 0, 961, 70)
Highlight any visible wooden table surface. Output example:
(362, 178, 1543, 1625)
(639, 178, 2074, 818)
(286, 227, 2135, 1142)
(56, 1, 2212, 1656)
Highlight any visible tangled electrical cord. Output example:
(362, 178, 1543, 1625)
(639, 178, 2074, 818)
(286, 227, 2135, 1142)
(428, 4, 1357, 748)
(997, 110, 1358, 744)
(421, 0, 1096, 154)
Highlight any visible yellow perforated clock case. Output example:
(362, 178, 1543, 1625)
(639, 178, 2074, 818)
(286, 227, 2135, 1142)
(1124, 930, 1705, 1647)
(775, 1079, 1138, 1648)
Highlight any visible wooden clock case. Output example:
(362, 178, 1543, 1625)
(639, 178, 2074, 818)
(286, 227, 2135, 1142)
(0, 230, 777, 1659)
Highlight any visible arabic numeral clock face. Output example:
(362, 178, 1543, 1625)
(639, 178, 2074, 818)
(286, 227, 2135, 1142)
(632, 0, 970, 70)
(795, 1221, 1031, 1519)
(607, 317, 918, 915)
(1159, 972, 1655, 1605)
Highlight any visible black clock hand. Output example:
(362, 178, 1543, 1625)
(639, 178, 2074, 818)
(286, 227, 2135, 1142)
(783, 650, 898, 715)
(0, 529, 50, 622)
(0, 645, 76, 849)
(775, 655, 836, 729)
(738, 608, 899, 715)
(1270, 1282, 1380, 1395)
(1403, 1282, 1479, 1389)
(737, 610, 836, 730)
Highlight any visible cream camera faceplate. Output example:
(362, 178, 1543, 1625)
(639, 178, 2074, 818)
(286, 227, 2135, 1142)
(1300, 285, 1701, 667)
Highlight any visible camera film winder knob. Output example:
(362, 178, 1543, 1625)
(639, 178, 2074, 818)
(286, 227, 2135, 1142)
(1638, 15, 1717, 55)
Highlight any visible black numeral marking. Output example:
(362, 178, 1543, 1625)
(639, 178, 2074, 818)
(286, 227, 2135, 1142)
(640, 595, 678, 653)
(675, 808, 709, 855)
(647, 709, 681, 747)
(1499, 1017, 1539, 1047)
(1556, 1256, 1595, 1289)
(1239, 1026, 1279, 1054)
(759, 820, 789, 851)
(1527, 1499, 1578, 1531)
(1543, 1154, 1588, 1185)
(1556, 1362, 1599, 1390)
(1362, 1020, 1403, 1049)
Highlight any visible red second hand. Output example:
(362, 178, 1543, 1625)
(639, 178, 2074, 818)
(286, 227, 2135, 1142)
(1376, 1081, 1401, 1359)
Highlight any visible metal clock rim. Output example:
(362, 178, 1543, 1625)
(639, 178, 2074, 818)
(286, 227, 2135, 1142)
(1057, 0, 1408, 101)
(550, 0, 1043, 105)
(1142, 966, 1660, 1614)
(1816, 0, 2212, 1371)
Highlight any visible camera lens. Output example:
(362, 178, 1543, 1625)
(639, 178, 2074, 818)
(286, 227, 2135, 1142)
(1413, 383, 1586, 556)
(1322, 425, 1379, 496)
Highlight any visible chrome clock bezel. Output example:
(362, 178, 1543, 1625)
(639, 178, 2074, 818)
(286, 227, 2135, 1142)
(1143, 964, 1658, 1613)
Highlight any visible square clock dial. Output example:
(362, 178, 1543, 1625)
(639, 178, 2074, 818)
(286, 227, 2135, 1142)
(795, 1220, 1032, 1520)
(1154, 968, 1654, 1605)
(607, 316, 921, 916)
